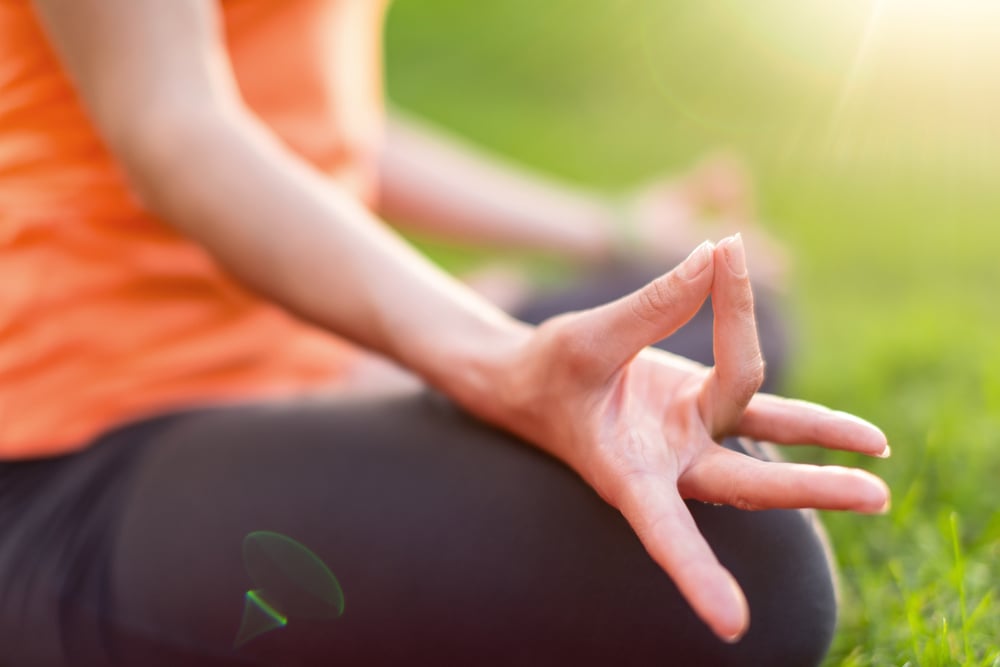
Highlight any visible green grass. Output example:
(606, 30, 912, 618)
(385, 1, 1000, 664)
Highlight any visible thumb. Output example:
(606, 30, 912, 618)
(582, 241, 715, 368)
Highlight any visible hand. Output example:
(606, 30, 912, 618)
(482, 235, 889, 642)
(623, 153, 790, 290)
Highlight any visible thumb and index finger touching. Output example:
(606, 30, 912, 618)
(579, 234, 755, 383)
(580, 239, 717, 370)
(701, 234, 766, 437)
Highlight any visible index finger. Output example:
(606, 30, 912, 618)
(700, 234, 765, 437)
(615, 471, 749, 643)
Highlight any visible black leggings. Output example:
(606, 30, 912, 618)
(0, 265, 832, 667)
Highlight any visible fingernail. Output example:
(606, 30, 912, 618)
(719, 233, 747, 277)
(719, 575, 749, 643)
(877, 444, 892, 459)
(678, 240, 714, 280)
(872, 480, 891, 514)
(722, 631, 745, 644)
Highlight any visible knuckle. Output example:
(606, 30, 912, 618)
(542, 316, 599, 375)
(731, 356, 765, 398)
(747, 355, 766, 386)
(632, 276, 679, 323)
(732, 379, 760, 404)
(731, 289, 757, 319)
(629, 294, 658, 327)
(557, 334, 591, 368)
(647, 276, 676, 312)
(726, 492, 761, 512)
(546, 320, 576, 350)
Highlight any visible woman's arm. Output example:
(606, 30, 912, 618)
(377, 114, 620, 262)
(33, 0, 888, 642)
(378, 114, 789, 286)
(31, 0, 523, 403)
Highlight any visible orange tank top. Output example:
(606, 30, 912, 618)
(0, 0, 386, 458)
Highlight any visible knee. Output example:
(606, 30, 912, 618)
(537, 499, 838, 666)
(697, 503, 839, 666)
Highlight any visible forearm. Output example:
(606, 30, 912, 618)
(377, 113, 618, 262)
(29, 0, 533, 422)
(126, 107, 527, 405)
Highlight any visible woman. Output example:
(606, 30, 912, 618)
(0, 0, 890, 665)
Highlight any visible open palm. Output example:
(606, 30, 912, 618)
(483, 235, 889, 642)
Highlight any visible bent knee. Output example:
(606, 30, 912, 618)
(688, 502, 838, 666)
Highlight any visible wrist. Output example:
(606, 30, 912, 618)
(409, 309, 533, 423)
(426, 313, 578, 466)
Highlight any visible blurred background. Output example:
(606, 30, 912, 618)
(384, 0, 1000, 664)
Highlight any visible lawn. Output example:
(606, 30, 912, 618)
(385, 1, 1000, 664)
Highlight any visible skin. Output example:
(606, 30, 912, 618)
(31, 0, 890, 643)
(378, 113, 617, 262)
(626, 154, 791, 289)
(378, 113, 789, 286)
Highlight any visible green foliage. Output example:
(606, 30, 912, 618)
(385, 1, 1000, 664)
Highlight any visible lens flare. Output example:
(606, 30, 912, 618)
(234, 531, 345, 648)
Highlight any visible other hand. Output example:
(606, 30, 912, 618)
(623, 154, 790, 290)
